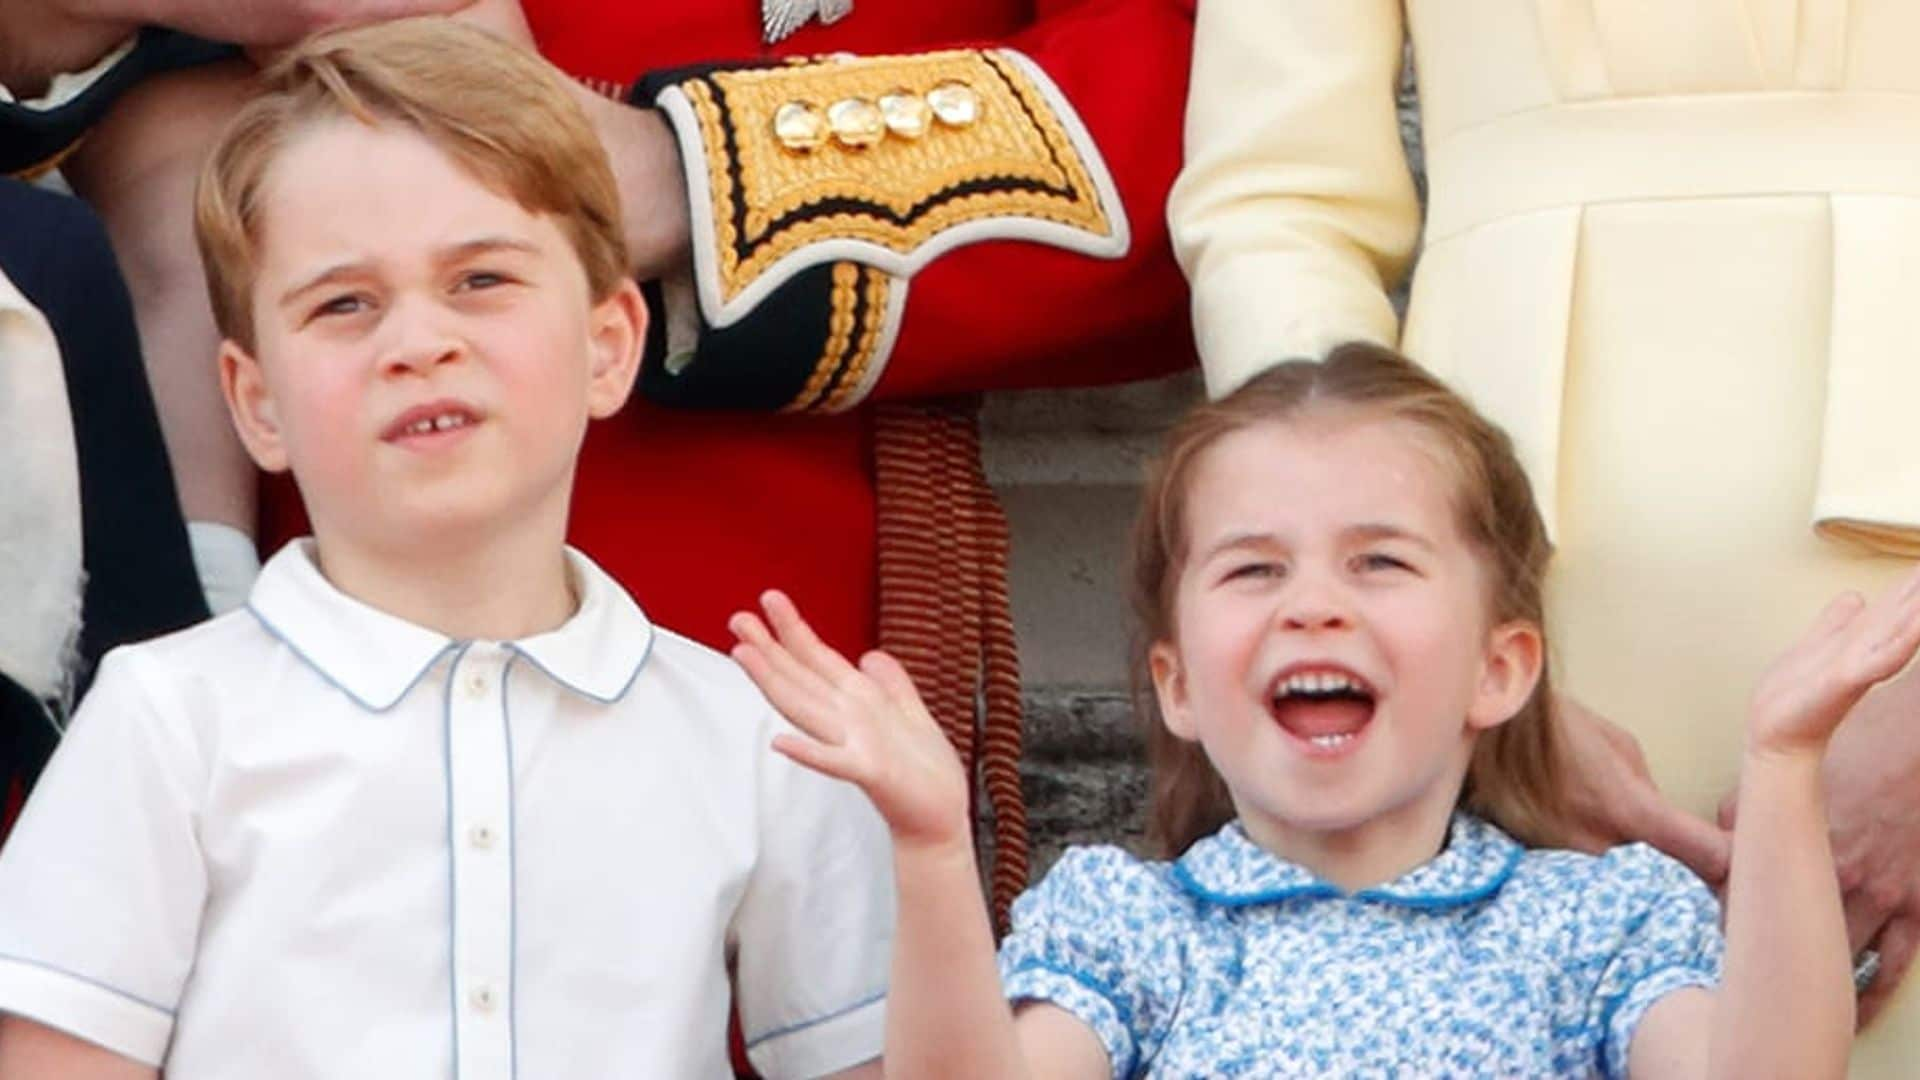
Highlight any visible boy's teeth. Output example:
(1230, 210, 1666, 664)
(404, 412, 470, 435)
(1279, 671, 1359, 696)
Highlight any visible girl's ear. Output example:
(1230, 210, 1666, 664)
(1467, 619, 1545, 731)
(585, 278, 646, 420)
(221, 340, 290, 474)
(1149, 639, 1200, 742)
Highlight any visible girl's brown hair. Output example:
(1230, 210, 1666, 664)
(194, 17, 628, 353)
(1132, 342, 1568, 856)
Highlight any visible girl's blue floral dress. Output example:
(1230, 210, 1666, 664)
(998, 813, 1722, 1078)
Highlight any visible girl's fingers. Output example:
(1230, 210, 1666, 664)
(771, 732, 865, 786)
(730, 610, 840, 705)
(861, 649, 926, 710)
(730, 643, 846, 744)
(760, 590, 859, 682)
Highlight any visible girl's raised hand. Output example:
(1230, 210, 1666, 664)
(1750, 564, 1920, 758)
(730, 590, 972, 851)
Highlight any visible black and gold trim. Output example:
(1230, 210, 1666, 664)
(640, 48, 1125, 328)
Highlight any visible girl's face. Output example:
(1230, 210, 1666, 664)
(1149, 414, 1541, 860)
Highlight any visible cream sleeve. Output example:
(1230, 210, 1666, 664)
(1168, 0, 1421, 397)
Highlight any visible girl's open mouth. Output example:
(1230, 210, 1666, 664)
(1268, 666, 1376, 757)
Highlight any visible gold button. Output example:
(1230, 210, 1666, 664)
(878, 89, 931, 140)
(827, 97, 885, 148)
(773, 101, 828, 152)
(926, 81, 980, 128)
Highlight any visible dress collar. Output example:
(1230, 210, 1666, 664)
(1170, 813, 1524, 910)
(246, 540, 654, 712)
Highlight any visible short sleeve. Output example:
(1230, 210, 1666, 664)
(1578, 844, 1724, 1080)
(731, 711, 893, 1080)
(0, 647, 209, 1065)
(997, 847, 1188, 1080)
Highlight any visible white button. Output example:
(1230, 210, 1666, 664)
(464, 672, 488, 699)
(468, 824, 497, 850)
(469, 984, 496, 1012)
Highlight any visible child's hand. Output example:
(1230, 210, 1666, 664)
(730, 590, 972, 852)
(1749, 565, 1920, 759)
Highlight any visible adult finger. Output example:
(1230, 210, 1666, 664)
(1630, 794, 1732, 885)
(1716, 789, 1738, 832)
(1859, 911, 1920, 1029)
(1845, 882, 1899, 956)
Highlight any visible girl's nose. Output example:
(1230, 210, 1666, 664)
(1278, 577, 1352, 632)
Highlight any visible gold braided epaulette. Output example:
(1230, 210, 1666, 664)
(651, 48, 1128, 329)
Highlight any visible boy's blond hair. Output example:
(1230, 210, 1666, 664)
(195, 17, 628, 351)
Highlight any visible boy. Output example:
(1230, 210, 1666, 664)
(0, 19, 890, 1079)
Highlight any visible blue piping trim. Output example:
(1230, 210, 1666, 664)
(743, 986, 886, 1049)
(1170, 838, 1522, 910)
(1004, 960, 1138, 1078)
(246, 602, 456, 713)
(502, 657, 520, 1080)
(441, 643, 471, 1078)
(1168, 860, 1341, 907)
(504, 628, 652, 705)
(0, 952, 175, 1015)
(1353, 843, 1524, 908)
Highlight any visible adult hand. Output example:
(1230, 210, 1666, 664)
(1553, 692, 1733, 885)
(1721, 660, 1920, 1027)
(134, 0, 477, 47)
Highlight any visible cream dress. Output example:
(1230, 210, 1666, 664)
(1170, 1, 1920, 1068)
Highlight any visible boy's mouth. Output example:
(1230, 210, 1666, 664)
(1268, 665, 1377, 754)
(382, 400, 483, 443)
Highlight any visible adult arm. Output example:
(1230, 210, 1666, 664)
(1167, 0, 1419, 396)
(548, 0, 1196, 415)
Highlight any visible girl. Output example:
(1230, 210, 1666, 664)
(730, 343, 1917, 1077)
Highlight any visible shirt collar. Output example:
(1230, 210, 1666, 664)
(246, 540, 654, 711)
(1171, 812, 1523, 910)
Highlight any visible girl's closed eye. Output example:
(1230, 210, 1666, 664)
(1223, 561, 1284, 584)
(1352, 551, 1415, 574)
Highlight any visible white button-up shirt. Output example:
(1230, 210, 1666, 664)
(0, 542, 892, 1078)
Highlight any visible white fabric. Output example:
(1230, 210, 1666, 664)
(0, 36, 134, 108)
(0, 541, 892, 1079)
(185, 520, 259, 615)
(0, 268, 82, 703)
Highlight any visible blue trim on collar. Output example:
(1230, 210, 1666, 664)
(246, 602, 457, 713)
(503, 631, 651, 706)
(1172, 814, 1522, 910)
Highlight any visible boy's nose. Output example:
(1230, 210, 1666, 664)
(379, 300, 465, 376)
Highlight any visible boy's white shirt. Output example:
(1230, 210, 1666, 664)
(0, 267, 82, 705)
(0, 540, 893, 1079)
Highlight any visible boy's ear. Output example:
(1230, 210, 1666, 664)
(1466, 619, 1545, 731)
(220, 340, 290, 474)
(1149, 640, 1200, 742)
(585, 278, 647, 419)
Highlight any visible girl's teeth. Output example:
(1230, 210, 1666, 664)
(1308, 733, 1354, 749)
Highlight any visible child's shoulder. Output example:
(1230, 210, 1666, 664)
(1016, 843, 1197, 927)
(1507, 841, 1712, 900)
(1496, 841, 1721, 945)
(96, 605, 280, 687)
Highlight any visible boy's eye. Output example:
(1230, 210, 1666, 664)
(312, 294, 369, 319)
(456, 270, 510, 291)
(1224, 562, 1281, 582)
